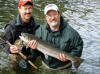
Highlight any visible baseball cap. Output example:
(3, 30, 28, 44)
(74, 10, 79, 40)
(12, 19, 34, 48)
(44, 4, 59, 15)
(18, 0, 33, 7)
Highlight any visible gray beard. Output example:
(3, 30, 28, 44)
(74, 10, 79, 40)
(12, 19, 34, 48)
(49, 22, 58, 27)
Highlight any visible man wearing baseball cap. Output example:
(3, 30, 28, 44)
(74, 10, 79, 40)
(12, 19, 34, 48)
(29, 4, 83, 71)
(2, 0, 40, 71)
(18, 0, 33, 7)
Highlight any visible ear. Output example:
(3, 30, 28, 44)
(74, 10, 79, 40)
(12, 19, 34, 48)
(18, 7, 19, 11)
(18, 7, 21, 12)
(45, 15, 47, 20)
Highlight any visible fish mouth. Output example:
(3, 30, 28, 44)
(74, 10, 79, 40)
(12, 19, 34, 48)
(20, 33, 26, 40)
(21, 33, 25, 36)
(19, 36, 23, 40)
(19, 35, 29, 43)
(21, 33, 28, 38)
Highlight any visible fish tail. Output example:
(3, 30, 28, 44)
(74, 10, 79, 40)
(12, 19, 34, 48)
(72, 57, 84, 69)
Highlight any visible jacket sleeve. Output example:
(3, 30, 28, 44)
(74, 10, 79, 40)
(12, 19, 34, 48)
(2, 24, 15, 54)
(35, 26, 42, 39)
(69, 32, 83, 57)
(30, 27, 42, 56)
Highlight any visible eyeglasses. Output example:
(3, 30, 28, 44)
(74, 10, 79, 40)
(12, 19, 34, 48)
(46, 13, 58, 18)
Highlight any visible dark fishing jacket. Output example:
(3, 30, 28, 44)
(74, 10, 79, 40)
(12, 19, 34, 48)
(31, 16, 83, 69)
(2, 14, 40, 55)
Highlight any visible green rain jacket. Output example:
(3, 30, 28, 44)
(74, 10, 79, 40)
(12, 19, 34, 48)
(32, 16, 83, 69)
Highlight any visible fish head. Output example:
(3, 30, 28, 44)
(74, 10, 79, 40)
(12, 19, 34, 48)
(21, 33, 28, 37)
(19, 33, 30, 43)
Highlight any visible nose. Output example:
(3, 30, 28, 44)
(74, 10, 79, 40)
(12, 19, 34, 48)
(50, 16, 55, 20)
(26, 9, 30, 13)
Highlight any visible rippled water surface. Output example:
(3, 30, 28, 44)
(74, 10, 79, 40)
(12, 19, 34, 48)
(0, 0, 100, 74)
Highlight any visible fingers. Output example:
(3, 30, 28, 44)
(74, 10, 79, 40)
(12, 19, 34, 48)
(28, 40, 37, 50)
(10, 45, 18, 53)
(58, 53, 67, 62)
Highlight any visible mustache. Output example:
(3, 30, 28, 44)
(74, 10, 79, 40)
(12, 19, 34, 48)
(25, 13, 31, 15)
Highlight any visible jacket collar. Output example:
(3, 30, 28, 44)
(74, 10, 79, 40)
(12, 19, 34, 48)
(15, 14, 35, 26)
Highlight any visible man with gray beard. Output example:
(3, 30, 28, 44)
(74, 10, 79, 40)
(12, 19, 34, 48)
(28, 4, 83, 71)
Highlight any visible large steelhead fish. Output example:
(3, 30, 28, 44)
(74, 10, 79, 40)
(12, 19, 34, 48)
(19, 33, 84, 69)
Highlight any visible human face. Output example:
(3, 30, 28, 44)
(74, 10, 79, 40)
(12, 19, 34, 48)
(18, 5, 33, 23)
(45, 10, 60, 27)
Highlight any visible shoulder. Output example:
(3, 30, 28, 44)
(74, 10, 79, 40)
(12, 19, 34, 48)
(31, 19, 40, 30)
(67, 25, 82, 41)
(63, 21, 81, 38)
(34, 20, 40, 26)
(9, 19, 17, 25)
(37, 23, 47, 30)
(31, 18, 40, 26)
(36, 25, 46, 34)
(35, 24, 47, 38)
(4, 19, 17, 34)
(4, 19, 17, 29)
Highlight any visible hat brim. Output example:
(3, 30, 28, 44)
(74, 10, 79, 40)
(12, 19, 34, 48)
(18, 1, 33, 7)
(45, 8, 58, 15)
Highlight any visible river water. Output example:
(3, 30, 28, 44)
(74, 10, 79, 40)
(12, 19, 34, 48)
(0, 0, 100, 74)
